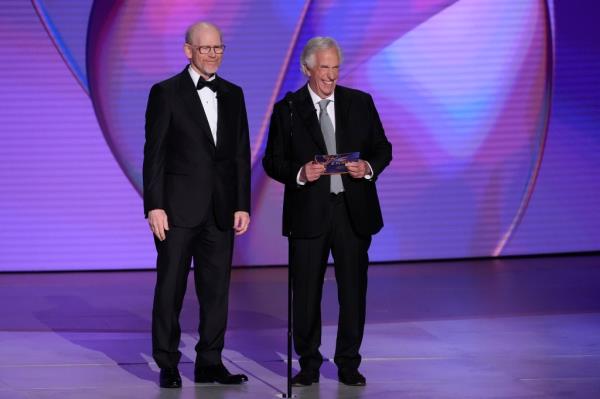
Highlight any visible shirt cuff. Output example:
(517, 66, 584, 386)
(296, 168, 306, 185)
(364, 161, 374, 180)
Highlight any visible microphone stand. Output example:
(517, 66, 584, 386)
(280, 94, 295, 399)
(283, 232, 294, 398)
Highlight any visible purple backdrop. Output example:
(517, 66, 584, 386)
(0, 0, 598, 271)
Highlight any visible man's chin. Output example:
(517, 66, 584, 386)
(200, 67, 219, 76)
(320, 85, 335, 96)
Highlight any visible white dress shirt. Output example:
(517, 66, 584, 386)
(308, 84, 336, 130)
(188, 66, 218, 145)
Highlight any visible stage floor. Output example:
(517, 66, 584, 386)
(1, 254, 599, 398)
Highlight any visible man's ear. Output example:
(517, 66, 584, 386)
(183, 43, 193, 60)
(301, 63, 310, 77)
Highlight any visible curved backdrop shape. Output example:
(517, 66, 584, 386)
(0, 0, 598, 270)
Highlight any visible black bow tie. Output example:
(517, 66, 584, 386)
(197, 77, 217, 92)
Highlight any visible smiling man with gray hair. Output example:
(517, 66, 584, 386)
(263, 36, 392, 387)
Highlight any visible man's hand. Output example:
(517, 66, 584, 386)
(300, 161, 326, 183)
(148, 209, 169, 241)
(346, 160, 371, 179)
(233, 211, 250, 236)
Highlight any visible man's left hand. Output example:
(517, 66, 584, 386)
(346, 160, 371, 179)
(233, 211, 250, 236)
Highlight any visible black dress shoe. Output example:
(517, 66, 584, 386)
(159, 368, 182, 388)
(194, 364, 248, 384)
(338, 368, 366, 386)
(291, 369, 319, 387)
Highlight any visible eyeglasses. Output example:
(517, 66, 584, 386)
(188, 44, 226, 54)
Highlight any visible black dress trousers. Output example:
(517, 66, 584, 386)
(290, 194, 371, 372)
(151, 209, 234, 369)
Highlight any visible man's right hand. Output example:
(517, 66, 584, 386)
(300, 161, 325, 183)
(148, 209, 169, 241)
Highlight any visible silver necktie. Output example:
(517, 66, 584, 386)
(318, 99, 344, 194)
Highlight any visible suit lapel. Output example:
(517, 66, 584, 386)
(178, 68, 216, 148)
(334, 86, 350, 153)
(215, 76, 230, 152)
(295, 85, 327, 154)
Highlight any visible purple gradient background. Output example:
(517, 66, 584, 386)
(0, 0, 598, 271)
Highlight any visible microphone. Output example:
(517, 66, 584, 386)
(284, 91, 294, 136)
(284, 91, 294, 111)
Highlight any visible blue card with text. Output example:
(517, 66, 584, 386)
(315, 152, 360, 174)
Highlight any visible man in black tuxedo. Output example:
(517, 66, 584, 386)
(262, 37, 392, 387)
(143, 21, 250, 388)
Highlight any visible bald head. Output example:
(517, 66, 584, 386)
(185, 22, 223, 45)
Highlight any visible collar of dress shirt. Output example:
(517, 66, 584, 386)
(307, 83, 334, 107)
(188, 65, 216, 87)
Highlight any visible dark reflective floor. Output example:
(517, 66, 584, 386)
(0, 253, 599, 398)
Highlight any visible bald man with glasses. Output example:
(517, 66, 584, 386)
(143, 21, 250, 388)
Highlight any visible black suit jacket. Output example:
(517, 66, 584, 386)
(143, 67, 250, 230)
(262, 85, 392, 238)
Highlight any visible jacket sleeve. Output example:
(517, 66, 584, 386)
(262, 102, 300, 185)
(235, 89, 251, 213)
(142, 84, 170, 217)
(363, 94, 392, 181)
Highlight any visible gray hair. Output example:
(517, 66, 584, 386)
(185, 21, 223, 44)
(300, 36, 343, 75)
